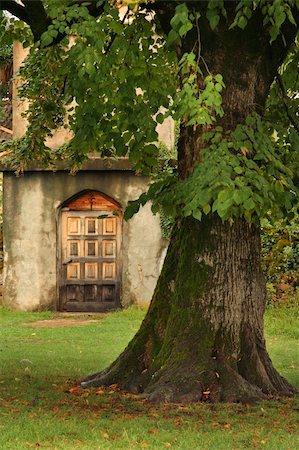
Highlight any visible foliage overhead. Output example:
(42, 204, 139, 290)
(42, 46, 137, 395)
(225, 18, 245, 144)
(0, 0, 298, 225)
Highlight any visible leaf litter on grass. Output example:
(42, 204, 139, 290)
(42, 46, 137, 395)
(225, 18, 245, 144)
(1, 306, 299, 449)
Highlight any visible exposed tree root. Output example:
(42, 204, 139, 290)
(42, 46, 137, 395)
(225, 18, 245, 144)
(81, 216, 297, 404)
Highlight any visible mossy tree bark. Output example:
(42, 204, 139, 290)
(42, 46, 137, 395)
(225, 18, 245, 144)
(82, 215, 295, 402)
(82, 2, 297, 402)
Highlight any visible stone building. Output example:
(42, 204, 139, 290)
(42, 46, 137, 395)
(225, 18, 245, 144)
(0, 43, 174, 312)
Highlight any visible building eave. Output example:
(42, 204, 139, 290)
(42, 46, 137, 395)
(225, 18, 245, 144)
(0, 156, 177, 173)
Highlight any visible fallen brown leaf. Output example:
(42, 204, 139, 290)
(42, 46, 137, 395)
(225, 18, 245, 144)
(96, 388, 105, 395)
(69, 386, 81, 394)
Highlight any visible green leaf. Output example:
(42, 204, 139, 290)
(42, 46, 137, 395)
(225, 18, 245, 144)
(233, 166, 243, 174)
(98, 214, 109, 219)
(243, 7, 252, 20)
(244, 198, 256, 211)
(41, 32, 53, 47)
(215, 83, 223, 92)
(286, 8, 296, 25)
(193, 209, 202, 221)
(238, 16, 248, 30)
(124, 201, 141, 221)
(233, 191, 243, 205)
(178, 22, 193, 37)
(49, 29, 58, 38)
(167, 29, 180, 46)
(203, 204, 211, 215)
(156, 113, 165, 124)
(208, 13, 220, 30)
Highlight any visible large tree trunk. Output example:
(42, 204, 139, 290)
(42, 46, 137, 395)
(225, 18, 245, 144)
(82, 215, 295, 402)
(81, 2, 297, 402)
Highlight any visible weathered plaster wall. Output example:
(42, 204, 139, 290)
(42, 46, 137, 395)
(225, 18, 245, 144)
(3, 170, 167, 310)
(6, 42, 171, 311)
(12, 41, 29, 139)
(122, 202, 167, 307)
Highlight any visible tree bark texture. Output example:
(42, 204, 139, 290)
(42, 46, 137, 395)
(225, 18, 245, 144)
(82, 216, 295, 402)
(81, 2, 298, 403)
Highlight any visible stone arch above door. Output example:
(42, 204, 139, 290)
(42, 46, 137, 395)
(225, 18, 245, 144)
(59, 190, 122, 312)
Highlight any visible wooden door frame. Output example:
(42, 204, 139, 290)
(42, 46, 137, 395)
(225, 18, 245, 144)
(56, 190, 123, 312)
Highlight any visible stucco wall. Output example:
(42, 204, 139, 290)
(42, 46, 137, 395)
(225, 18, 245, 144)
(6, 42, 171, 311)
(12, 41, 29, 139)
(3, 170, 168, 311)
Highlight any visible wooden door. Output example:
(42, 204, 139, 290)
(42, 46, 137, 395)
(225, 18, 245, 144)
(59, 191, 122, 312)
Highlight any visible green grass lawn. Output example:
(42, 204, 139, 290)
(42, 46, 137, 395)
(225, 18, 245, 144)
(0, 304, 298, 450)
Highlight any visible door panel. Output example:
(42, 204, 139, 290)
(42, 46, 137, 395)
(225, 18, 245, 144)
(84, 285, 99, 302)
(103, 217, 116, 235)
(69, 241, 79, 256)
(60, 206, 122, 312)
(102, 285, 115, 302)
(85, 262, 98, 279)
(68, 217, 81, 234)
(85, 240, 98, 257)
(67, 262, 80, 279)
(102, 240, 116, 257)
(85, 217, 98, 235)
(102, 262, 116, 280)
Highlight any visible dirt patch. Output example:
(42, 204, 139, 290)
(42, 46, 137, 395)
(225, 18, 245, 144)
(22, 318, 101, 328)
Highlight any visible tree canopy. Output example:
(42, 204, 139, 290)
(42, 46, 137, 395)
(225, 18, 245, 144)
(0, 0, 298, 226)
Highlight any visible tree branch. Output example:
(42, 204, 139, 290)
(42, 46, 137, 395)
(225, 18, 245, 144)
(0, 0, 106, 44)
(103, 8, 130, 55)
(144, 0, 177, 35)
(0, 0, 50, 40)
(0, 0, 168, 46)
(21, 0, 50, 41)
(0, 0, 30, 24)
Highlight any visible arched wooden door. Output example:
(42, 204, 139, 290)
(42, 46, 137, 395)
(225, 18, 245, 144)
(59, 191, 122, 312)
